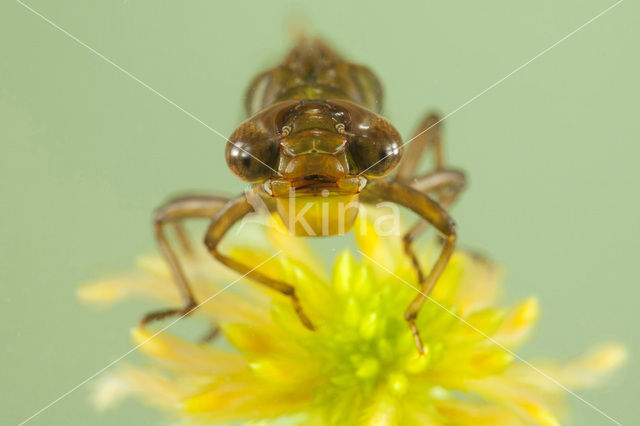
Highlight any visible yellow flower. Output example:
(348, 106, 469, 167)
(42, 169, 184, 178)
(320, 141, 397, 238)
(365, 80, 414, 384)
(80, 213, 625, 425)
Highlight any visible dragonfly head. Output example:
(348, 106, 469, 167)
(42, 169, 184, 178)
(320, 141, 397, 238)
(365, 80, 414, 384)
(225, 99, 402, 236)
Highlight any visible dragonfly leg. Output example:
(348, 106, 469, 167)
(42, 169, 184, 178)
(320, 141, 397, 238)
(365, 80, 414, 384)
(363, 179, 456, 354)
(395, 112, 444, 182)
(402, 169, 466, 282)
(204, 193, 315, 331)
(140, 195, 228, 327)
(200, 325, 221, 343)
(171, 221, 193, 255)
(394, 112, 465, 286)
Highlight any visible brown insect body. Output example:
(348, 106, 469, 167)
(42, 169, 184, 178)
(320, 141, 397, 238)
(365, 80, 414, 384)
(147, 38, 466, 353)
(226, 39, 403, 236)
(245, 38, 383, 115)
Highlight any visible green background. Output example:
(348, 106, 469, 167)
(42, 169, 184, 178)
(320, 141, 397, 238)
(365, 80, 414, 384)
(1, 0, 638, 424)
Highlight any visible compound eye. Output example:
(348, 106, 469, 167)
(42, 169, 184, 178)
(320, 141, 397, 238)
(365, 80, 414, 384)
(226, 124, 279, 182)
(348, 116, 402, 178)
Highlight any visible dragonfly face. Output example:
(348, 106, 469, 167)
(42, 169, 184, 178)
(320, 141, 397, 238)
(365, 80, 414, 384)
(226, 99, 403, 236)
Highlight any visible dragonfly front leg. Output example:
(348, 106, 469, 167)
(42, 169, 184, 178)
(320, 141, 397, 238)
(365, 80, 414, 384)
(166, 194, 230, 255)
(141, 195, 229, 326)
(204, 193, 315, 331)
(363, 179, 457, 354)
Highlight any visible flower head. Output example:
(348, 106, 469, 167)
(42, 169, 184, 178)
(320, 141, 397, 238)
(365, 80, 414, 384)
(80, 213, 624, 425)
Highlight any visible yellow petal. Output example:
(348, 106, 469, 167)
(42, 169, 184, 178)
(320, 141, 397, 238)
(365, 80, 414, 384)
(223, 323, 284, 355)
(131, 328, 242, 374)
(454, 252, 503, 314)
(92, 374, 132, 411)
(227, 248, 282, 280)
(517, 344, 627, 390)
(78, 276, 178, 305)
(449, 308, 505, 342)
(93, 367, 190, 411)
(429, 252, 464, 306)
(493, 298, 539, 347)
(518, 401, 560, 426)
(354, 211, 401, 271)
(332, 250, 356, 296)
(182, 382, 311, 418)
(461, 376, 561, 425)
(249, 356, 319, 384)
(279, 257, 331, 317)
(266, 214, 327, 279)
(429, 400, 521, 425)
(136, 255, 171, 278)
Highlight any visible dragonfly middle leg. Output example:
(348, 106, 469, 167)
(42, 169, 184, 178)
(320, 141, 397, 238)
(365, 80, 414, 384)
(402, 169, 466, 282)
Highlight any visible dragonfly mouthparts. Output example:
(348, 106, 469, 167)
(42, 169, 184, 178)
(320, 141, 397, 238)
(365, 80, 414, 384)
(263, 175, 366, 197)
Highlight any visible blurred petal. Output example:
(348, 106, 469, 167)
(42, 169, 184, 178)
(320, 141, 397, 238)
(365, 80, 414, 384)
(509, 344, 627, 391)
(132, 328, 243, 375)
(492, 298, 539, 347)
(93, 367, 190, 411)
(454, 252, 503, 314)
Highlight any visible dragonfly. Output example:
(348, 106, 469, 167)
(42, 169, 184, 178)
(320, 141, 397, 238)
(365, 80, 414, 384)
(143, 38, 466, 353)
